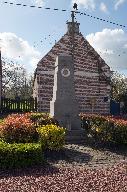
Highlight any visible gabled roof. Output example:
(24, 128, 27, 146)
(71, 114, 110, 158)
(34, 21, 110, 80)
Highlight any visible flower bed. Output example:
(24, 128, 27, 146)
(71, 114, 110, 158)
(0, 113, 65, 170)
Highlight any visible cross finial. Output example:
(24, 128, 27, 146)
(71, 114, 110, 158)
(73, 3, 78, 10)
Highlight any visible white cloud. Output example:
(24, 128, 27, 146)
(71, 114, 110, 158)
(71, 0, 96, 11)
(0, 32, 41, 72)
(114, 0, 126, 10)
(100, 2, 108, 13)
(30, 57, 41, 68)
(86, 28, 127, 74)
(8, 0, 45, 6)
(33, 0, 45, 7)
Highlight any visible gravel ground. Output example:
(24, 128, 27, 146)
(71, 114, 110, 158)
(0, 144, 127, 192)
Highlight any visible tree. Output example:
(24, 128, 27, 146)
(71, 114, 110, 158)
(110, 71, 127, 101)
(19, 74, 34, 99)
(2, 58, 33, 99)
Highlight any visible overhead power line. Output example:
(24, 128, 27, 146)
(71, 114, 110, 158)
(2, 1, 126, 28)
(75, 11, 126, 28)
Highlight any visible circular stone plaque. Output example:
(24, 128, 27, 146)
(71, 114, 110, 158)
(61, 68, 70, 77)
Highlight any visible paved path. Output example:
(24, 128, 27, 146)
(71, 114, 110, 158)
(48, 144, 127, 170)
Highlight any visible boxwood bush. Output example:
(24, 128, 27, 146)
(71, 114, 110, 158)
(0, 141, 44, 169)
(37, 124, 66, 151)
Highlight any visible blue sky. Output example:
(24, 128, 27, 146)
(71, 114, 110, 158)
(0, 0, 127, 76)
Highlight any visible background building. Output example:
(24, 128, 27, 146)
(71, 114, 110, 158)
(33, 19, 111, 114)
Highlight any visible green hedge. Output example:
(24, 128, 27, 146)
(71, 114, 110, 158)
(80, 114, 127, 145)
(0, 141, 44, 169)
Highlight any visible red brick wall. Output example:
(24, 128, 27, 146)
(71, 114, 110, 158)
(33, 31, 111, 114)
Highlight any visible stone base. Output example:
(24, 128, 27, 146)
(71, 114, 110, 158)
(65, 129, 87, 144)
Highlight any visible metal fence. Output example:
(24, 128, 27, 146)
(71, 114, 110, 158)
(0, 97, 37, 114)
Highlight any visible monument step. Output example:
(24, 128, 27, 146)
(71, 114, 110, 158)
(65, 129, 87, 144)
(65, 129, 86, 136)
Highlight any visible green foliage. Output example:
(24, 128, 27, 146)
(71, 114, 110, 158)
(2, 57, 34, 99)
(0, 119, 3, 124)
(29, 112, 49, 121)
(80, 113, 127, 144)
(113, 119, 127, 144)
(29, 112, 50, 124)
(37, 117, 59, 127)
(0, 141, 44, 169)
(0, 113, 66, 169)
(111, 71, 127, 101)
(37, 124, 66, 151)
(0, 114, 39, 143)
(28, 112, 59, 127)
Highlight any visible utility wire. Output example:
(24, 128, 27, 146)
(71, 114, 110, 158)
(2, 1, 126, 28)
(75, 11, 126, 28)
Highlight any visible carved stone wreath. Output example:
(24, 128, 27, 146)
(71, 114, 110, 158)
(61, 68, 70, 77)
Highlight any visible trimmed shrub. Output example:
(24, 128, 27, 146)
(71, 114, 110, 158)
(0, 119, 3, 124)
(113, 119, 127, 144)
(80, 113, 127, 144)
(37, 124, 66, 151)
(0, 141, 44, 169)
(37, 117, 59, 127)
(28, 113, 50, 123)
(0, 114, 39, 143)
(28, 113, 59, 127)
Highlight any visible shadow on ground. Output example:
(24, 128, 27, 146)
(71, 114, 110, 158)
(0, 148, 92, 179)
(0, 162, 60, 179)
(82, 139, 127, 158)
(44, 147, 93, 164)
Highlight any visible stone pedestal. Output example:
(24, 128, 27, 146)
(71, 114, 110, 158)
(50, 55, 85, 143)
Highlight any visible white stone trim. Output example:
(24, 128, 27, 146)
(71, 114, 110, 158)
(75, 71, 99, 77)
(37, 70, 99, 77)
(37, 71, 54, 75)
